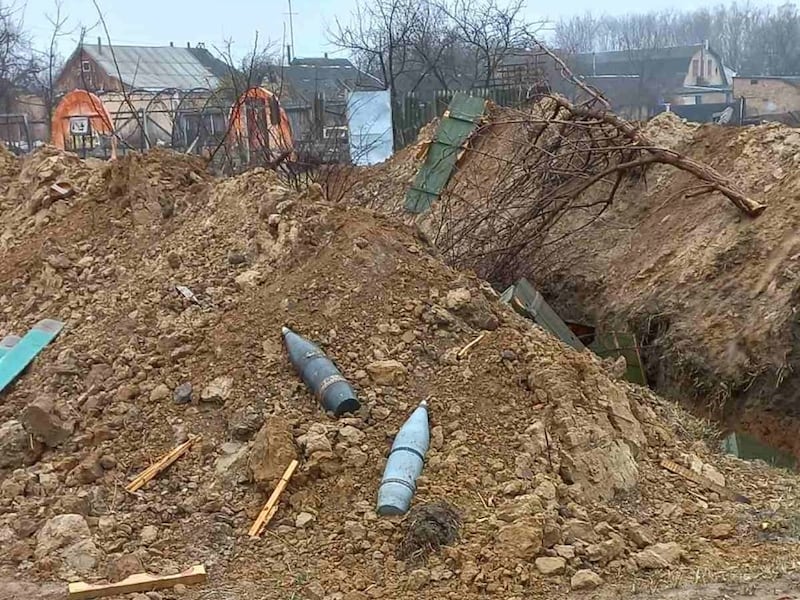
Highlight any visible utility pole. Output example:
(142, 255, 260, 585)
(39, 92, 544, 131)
(286, 0, 297, 62)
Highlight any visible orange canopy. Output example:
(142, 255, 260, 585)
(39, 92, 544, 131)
(228, 87, 294, 159)
(52, 90, 115, 152)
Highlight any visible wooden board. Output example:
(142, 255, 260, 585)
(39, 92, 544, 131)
(68, 565, 207, 600)
(249, 459, 299, 537)
(660, 459, 751, 504)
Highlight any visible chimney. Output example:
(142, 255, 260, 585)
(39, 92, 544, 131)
(170, 41, 174, 47)
(704, 39, 709, 50)
(287, 44, 292, 64)
(97, 37, 102, 52)
(187, 42, 191, 48)
(324, 52, 328, 59)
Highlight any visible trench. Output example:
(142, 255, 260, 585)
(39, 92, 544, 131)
(537, 286, 800, 472)
(628, 313, 800, 471)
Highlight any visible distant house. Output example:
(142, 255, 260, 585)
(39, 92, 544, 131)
(52, 41, 232, 155)
(733, 76, 800, 123)
(267, 56, 383, 158)
(501, 43, 732, 119)
(56, 39, 229, 93)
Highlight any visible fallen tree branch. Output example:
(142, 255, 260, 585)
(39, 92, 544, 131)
(551, 97, 766, 217)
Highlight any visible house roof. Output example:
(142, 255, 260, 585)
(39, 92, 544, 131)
(80, 44, 227, 91)
(571, 45, 730, 87)
(281, 57, 383, 104)
(733, 75, 800, 81)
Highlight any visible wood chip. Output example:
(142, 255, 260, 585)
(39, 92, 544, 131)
(126, 435, 201, 493)
(68, 564, 207, 599)
(249, 459, 299, 538)
(660, 459, 751, 504)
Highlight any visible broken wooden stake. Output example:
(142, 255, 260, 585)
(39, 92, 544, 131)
(249, 458, 299, 538)
(126, 435, 201, 493)
(457, 332, 487, 360)
(67, 565, 207, 600)
(49, 182, 77, 201)
(660, 459, 751, 504)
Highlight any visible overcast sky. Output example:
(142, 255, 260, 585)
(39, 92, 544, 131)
(21, 0, 779, 60)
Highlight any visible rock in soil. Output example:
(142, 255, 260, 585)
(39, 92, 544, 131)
(248, 416, 298, 489)
(571, 569, 603, 590)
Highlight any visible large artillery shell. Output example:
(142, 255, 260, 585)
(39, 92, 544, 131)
(282, 326, 360, 416)
(377, 400, 430, 516)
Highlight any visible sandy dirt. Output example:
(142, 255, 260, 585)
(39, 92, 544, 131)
(2, 146, 800, 600)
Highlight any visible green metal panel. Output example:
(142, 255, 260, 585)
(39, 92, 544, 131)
(501, 278, 585, 351)
(589, 330, 647, 386)
(405, 93, 486, 214)
(722, 431, 797, 470)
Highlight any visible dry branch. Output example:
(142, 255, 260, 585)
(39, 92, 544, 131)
(552, 97, 766, 217)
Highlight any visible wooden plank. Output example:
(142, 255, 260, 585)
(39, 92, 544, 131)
(660, 459, 750, 504)
(457, 332, 486, 360)
(249, 459, 299, 538)
(405, 92, 487, 214)
(126, 435, 201, 493)
(67, 565, 207, 600)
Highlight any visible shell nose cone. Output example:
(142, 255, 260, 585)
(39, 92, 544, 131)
(281, 326, 292, 336)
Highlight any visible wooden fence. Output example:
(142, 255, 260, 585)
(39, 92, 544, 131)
(393, 86, 533, 149)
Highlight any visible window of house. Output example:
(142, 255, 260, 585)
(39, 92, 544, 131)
(81, 60, 91, 72)
(707, 59, 713, 77)
(695, 95, 702, 105)
(692, 60, 699, 77)
(750, 79, 758, 85)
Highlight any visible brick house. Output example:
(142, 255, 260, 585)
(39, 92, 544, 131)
(733, 76, 800, 121)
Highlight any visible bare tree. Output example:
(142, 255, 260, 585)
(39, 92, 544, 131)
(0, 3, 39, 115)
(441, 0, 527, 87)
(330, 0, 422, 146)
(554, 14, 600, 54)
(31, 0, 75, 138)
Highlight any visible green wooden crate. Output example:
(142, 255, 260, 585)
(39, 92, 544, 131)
(405, 93, 486, 214)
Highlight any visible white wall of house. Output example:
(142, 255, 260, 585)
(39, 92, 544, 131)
(683, 49, 726, 87)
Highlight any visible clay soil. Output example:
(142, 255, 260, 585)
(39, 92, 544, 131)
(2, 146, 800, 600)
(352, 105, 800, 465)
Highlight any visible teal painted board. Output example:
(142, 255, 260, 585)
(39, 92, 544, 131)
(405, 93, 486, 214)
(0, 335, 20, 360)
(0, 319, 64, 393)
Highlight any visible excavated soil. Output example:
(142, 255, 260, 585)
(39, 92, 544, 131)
(533, 114, 800, 459)
(351, 105, 800, 465)
(2, 146, 800, 599)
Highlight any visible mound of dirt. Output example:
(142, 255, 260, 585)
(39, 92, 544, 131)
(352, 98, 800, 464)
(530, 119, 800, 457)
(1, 148, 800, 600)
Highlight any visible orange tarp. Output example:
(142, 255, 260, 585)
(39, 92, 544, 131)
(52, 90, 115, 152)
(228, 87, 294, 159)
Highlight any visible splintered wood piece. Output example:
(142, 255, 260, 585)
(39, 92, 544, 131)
(49, 182, 77, 200)
(457, 332, 487, 360)
(249, 459, 299, 538)
(126, 435, 201, 493)
(660, 459, 751, 504)
(67, 565, 207, 599)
